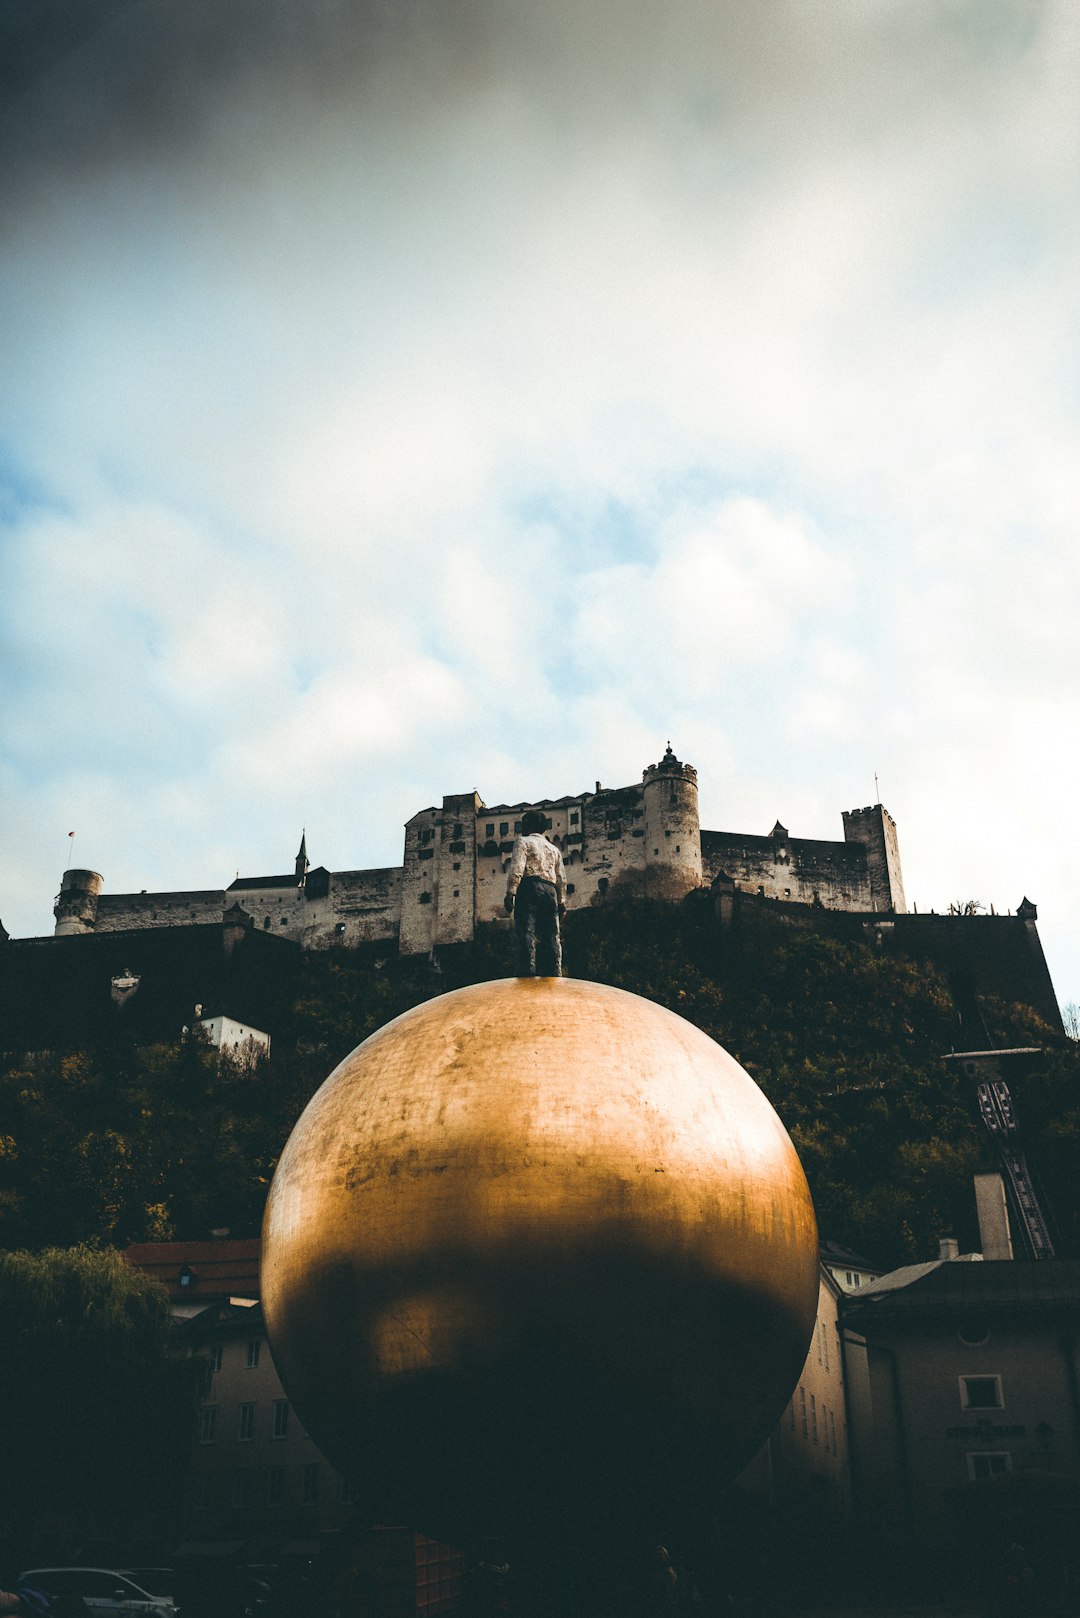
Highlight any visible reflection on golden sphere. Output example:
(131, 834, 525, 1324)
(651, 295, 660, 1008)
(263, 977, 817, 1548)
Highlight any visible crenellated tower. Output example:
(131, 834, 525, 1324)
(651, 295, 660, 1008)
(642, 745, 702, 901)
(842, 804, 906, 913)
(54, 868, 103, 936)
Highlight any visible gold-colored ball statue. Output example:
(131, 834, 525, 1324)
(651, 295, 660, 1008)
(262, 977, 818, 1548)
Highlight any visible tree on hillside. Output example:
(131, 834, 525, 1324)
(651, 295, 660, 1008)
(0, 1245, 198, 1558)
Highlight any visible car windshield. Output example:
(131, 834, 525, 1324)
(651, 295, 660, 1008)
(121, 1575, 174, 1599)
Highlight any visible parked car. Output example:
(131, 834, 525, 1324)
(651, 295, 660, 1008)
(19, 1570, 175, 1618)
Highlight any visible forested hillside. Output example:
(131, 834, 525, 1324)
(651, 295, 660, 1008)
(2, 902, 1076, 1266)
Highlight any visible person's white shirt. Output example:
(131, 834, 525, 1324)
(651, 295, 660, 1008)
(506, 833, 567, 907)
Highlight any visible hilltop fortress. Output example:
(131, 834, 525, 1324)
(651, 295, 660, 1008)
(52, 746, 906, 955)
(3, 745, 1061, 1053)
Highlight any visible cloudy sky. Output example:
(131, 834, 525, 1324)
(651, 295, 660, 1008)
(2, 0, 1077, 1012)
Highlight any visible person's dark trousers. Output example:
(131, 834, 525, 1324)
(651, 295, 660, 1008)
(513, 876, 562, 976)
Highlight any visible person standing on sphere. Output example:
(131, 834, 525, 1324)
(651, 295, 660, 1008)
(504, 808, 567, 976)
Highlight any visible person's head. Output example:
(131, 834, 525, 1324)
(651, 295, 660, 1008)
(520, 809, 547, 835)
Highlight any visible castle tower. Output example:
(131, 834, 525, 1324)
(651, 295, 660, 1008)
(842, 804, 906, 913)
(54, 868, 103, 936)
(295, 831, 309, 884)
(642, 745, 702, 901)
(434, 791, 483, 947)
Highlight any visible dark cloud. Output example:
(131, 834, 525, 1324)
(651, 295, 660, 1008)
(1, 0, 503, 168)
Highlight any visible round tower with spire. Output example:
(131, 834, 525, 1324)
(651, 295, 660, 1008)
(642, 744, 702, 901)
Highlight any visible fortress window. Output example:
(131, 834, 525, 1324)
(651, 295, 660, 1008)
(566, 884, 575, 895)
(280, 917, 287, 926)
(784, 888, 791, 898)
(486, 823, 495, 838)
(419, 891, 432, 904)
(453, 889, 460, 898)
(514, 821, 522, 833)
(968, 1453, 1010, 1480)
(961, 1375, 1003, 1410)
(454, 822, 463, 837)
(675, 845, 680, 853)
(453, 862, 460, 872)
(570, 812, 579, 825)
(500, 822, 508, 836)
(597, 877, 609, 895)
(264, 916, 271, 928)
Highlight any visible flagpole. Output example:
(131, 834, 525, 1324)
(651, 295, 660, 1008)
(66, 831, 75, 871)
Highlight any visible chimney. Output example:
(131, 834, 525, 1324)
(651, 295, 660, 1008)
(938, 1235, 960, 1261)
(974, 1172, 1014, 1260)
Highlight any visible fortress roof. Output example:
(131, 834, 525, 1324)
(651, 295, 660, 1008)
(227, 874, 301, 891)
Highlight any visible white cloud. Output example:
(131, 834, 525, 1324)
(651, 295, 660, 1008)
(1, 0, 1077, 1003)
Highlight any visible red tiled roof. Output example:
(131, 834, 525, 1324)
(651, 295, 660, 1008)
(124, 1238, 261, 1300)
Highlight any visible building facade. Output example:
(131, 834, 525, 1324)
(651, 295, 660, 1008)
(841, 1256, 1080, 1590)
(737, 1265, 852, 1520)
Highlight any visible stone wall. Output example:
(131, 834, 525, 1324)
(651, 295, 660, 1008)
(95, 889, 227, 931)
(305, 868, 401, 949)
(702, 829, 872, 909)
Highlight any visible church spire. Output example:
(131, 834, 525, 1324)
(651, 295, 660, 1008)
(295, 830, 309, 884)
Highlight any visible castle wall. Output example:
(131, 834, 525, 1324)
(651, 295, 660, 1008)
(304, 869, 401, 949)
(473, 798, 589, 923)
(701, 831, 872, 909)
(472, 791, 655, 926)
(879, 911, 1063, 1032)
(95, 890, 227, 932)
(228, 881, 305, 938)
(580, 785, 648, 901)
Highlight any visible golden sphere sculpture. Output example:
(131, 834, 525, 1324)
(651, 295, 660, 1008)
(263, 977, 818, 1550)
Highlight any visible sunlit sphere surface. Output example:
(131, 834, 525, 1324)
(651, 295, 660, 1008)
(262, 977, 818, 1548)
